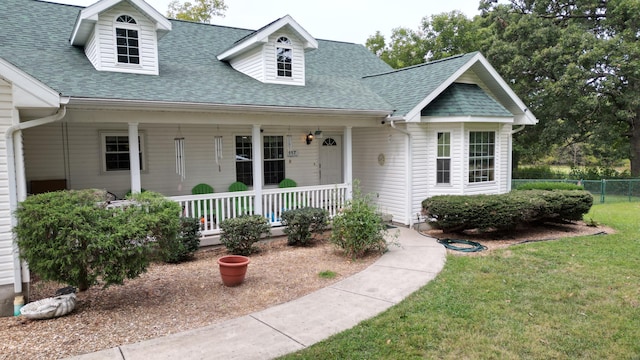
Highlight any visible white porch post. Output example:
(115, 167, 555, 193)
(128, 122, 141, 194)
(344, 126, 353, 200)
(252, 125, 263, 214)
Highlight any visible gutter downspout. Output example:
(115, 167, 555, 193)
(7, 106, 67, 294)
(507, 124, 526, 192)
(389, 117, 413, 227)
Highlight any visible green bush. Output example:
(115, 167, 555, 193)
(422, 190, 593, 233)
(14, 189, 181, 291)
(516, 182, 584, 191)
(219, 215, 271, 256)
(330, 185, 389, 258)
(513, 165, 564, 179)
(281, 207, 329, 246)
(159, 217, 201, 263)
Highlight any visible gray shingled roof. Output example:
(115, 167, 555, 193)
(421, 83, 512, 117)
(361, 53, 478, 116)
(0, 0, 492, 118)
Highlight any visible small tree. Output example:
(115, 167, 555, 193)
(330, 182, 390, 258)
(14, 189, 181, 291)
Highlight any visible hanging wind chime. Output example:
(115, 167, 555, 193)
(214, 136, 223, 172)
(175, 127, 185, 181)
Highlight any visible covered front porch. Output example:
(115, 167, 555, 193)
(21, 107, 378, 235)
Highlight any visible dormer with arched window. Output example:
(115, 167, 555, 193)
(70, 0, 171, 75)
(217, 15, 318, 86)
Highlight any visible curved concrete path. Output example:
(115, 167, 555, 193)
(67, 227, 446, 360)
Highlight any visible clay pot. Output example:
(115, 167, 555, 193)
(217, 255, 250, 286)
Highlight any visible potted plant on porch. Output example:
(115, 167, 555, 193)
(218, 215, 271, 286)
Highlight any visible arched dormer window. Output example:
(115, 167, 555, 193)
(276, 36, 292, 78)
(115, 15, 140, 64)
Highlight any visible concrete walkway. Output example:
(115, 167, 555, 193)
(67, 227, 446, 360)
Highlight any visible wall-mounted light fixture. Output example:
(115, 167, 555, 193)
(306, 132, 314, 145)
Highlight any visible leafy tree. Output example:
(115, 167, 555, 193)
(365, 11, 483, 69)
(167, 0, 227, 23)
(366, 28, 428, 69)
(478, 0, 640, 175)
(422, 10, 486, 61)
(366, 0, 640, 175)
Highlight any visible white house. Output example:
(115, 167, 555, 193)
(0, 0, 537, 316)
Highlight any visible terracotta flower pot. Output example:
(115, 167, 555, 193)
(217, 255, 250, 287)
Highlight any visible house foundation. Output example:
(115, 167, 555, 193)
(0, 284, 29, 317)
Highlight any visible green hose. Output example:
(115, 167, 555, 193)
(437, 238, 487, 252)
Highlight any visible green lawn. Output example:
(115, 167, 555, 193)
(280, 203, 640, 359)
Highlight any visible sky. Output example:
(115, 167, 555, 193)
(49, 0, 486, 44)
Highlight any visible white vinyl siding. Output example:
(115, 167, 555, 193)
(353, 127, 408, 225)
(498, 124, 511, 193)
(22, 123, 66, 187)
(86, 2, 159, 75)
(22, 120, 323, 200)
(229, 46, 266, 82)
(0, 79, 13, 286)
(84, 28, 100, 69)
(264, 30, 305, 86)
(410, 123, 465, 222)
(226, 29, 305, 86)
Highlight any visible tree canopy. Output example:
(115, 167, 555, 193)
(167, 0, 227, 23)
(366, 0, 640, 176)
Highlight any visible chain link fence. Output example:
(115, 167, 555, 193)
(512, 179, 640, 204)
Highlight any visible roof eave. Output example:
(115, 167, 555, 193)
(65, 97, 393, 117)
(420, 115, 515, 123)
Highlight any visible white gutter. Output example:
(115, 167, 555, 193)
(7, 106, 67, 293)
(66, 97, 393, 117)
(389, 118, 414, 227)
(511, 124, 526, 134)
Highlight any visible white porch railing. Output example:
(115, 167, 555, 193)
(168, 184, 348, 236)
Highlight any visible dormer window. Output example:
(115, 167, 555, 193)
(115, 15, 140, 65)
(276, 36, 292, 78)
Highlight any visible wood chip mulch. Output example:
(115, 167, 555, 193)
(0, 235, 380, 360)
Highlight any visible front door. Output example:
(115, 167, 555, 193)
(319, 136, 343, 184)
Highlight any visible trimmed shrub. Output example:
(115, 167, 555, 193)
(513, 165, 564, 179)
(159, 217, 201, 263)
(14, 189, 181, 291)
(516, 182, 584, 191)
(330, 185, 389, 258)
(422, 190, 593, 233)
(219, 215, 271, 256)
(281, 207, 329, 246)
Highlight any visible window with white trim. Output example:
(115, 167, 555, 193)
(115, 15, 140, 65)
(234, 135, 286, 186)
(101, 132, 145, 172)
(468, 131, 495, 183)
(436, 132, 451, 184)
(276, 36, 292, 78)
(235, 136, 253, 186)
(264, 135, 284, 185)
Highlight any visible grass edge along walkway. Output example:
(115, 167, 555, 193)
(279, 202, 640, 359)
